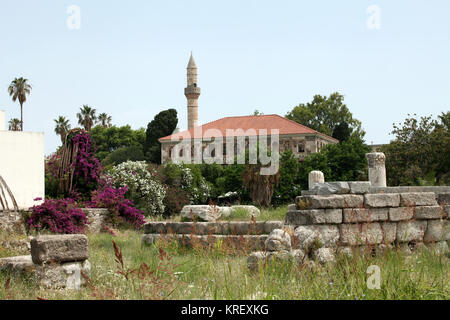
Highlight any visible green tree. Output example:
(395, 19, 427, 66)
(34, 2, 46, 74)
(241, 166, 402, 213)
(286, 92, 363, 141)
(102, 145, 145, 168)
(90, 125, 146, 161)
(272, 150, 301, 205)
(8, 77, 32, 131)
(298, 136, 370, 189)
(77, 105, 97, 131)
(97, 112, 112, 128)
(144, 109, 178, 164)
(54, 116, 71, 144)
(381, 112, 450, 186)
(8, 118, 21, 131)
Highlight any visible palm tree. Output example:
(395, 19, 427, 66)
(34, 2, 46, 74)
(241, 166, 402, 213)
(54, 116, 71, 144)
(97, 112, 112, 128)
(8, 77, 32, 131)
(8, 118, 21, 131)
(76, 105, 97, 131)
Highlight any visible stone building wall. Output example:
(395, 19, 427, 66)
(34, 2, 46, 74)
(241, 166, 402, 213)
(160, 134, 332, 164)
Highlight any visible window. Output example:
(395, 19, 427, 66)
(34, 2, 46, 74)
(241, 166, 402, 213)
(297, 143, 305, 153)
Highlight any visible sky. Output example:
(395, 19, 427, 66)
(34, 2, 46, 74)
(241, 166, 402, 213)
(0, 0, 449, 155)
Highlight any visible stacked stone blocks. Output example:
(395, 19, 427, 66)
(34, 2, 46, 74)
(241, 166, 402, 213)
(0, 234, 90, 290)
(249, 189, 449, 271)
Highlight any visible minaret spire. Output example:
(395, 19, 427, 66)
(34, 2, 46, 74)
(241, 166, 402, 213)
(185, 52, 200, 129)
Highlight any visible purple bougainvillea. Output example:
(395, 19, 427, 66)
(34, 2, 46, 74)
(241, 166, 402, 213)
(29, 198, 88, 234)
(71, 132, 102, 196)
(89, 186, 145, 229)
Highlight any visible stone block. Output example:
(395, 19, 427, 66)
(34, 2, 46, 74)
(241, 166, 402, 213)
(342, 195, 364, 208)
(396, 221, 427, 243)
(424, 219, 444, 243)
(310, 182, 350, 195)
(247, 251, 267, 272)
(399, 192, 437, 206)
(339, 223, 384, 245)
(82, 208, 110, 233)
(380, 222, 397, 244)
(364, 193, 400, 208)
(389, 207, 414, 221)
(293, 226, 319, 251)
(312, 247, 335, 265)
(348, 181, 371, 194)
(263, 221, 284, 234)
(413, 206, 445, 220)
(227, 222, 251, 235)
(180, 205, 222, 222)
(31, 235, 88, 265)
(285, 209, 342, 225)
(343, 208, 388, 223)
(437, 193, 450, 205)
(296, 195, 345, 209)
(287, 204, 296, 211)
(35, 260, 91, 290)
(0, 255, 35, 274)
(265, 229, 291, 252)
(444, 220, 450, 241)
(294, 224, 340, 250)
(444, 206, 450, 218)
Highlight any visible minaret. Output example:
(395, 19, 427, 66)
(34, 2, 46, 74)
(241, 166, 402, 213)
(185, 52, 200, 129)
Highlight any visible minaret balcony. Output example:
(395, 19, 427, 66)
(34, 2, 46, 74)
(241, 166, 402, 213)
(184, 86, 201, 96)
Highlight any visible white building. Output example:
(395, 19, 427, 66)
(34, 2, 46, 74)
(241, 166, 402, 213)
(0, 110, 44, 209)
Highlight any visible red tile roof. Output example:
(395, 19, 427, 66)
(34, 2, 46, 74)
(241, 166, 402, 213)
(159, 114, 338, 142)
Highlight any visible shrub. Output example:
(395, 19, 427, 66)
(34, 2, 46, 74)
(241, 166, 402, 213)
(71, 131, 103, 196)
(28, 198, 88, 234)
(162, 185, 190, 217)
(161, 163, 211, 204)
(45, 130, 102, 199)
(102, 145, 145, 168)
(272, 150, 302, 205)
(90, 186, 145, 229)
(108, 161, 166, 216)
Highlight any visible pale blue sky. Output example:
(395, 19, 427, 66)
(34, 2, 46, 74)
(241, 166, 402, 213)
(1, 0, 449, 155)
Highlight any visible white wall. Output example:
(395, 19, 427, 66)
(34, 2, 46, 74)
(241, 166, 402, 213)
(0, 112, 44, 210)
(0, 110, 5, 131)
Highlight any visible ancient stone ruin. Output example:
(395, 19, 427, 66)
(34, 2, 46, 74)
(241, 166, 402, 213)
(247, 153, 449, 270)
(0, 234, 90, 290)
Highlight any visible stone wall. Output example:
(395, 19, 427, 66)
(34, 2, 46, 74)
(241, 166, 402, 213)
(248, 187, 449, 270)
(0, 210, 26, 233)
(142, 220, 283, 250)
(288, 190, 449, 249)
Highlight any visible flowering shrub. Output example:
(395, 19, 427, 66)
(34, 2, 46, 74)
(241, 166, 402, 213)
(90, 186, 145, 229)
(161, 163, 211, 205)
(108, 161, 165, 216)
(29, 198, 88, 234)
(71, 131, 102, 196)
(45, 131, 102, 199)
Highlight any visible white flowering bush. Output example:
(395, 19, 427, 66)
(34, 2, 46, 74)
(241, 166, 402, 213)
(109, 160, 166, 216)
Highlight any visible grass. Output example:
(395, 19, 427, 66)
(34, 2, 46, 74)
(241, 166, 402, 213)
(0, 229, 449, 300)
